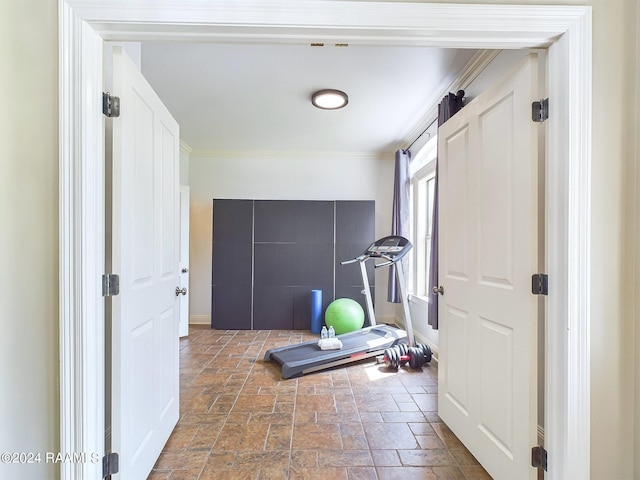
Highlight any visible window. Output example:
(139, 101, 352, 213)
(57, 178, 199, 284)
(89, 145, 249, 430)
(409, 135, 437, 298)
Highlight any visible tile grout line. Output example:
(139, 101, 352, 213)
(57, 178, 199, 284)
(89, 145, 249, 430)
(192, 330, 239, 480)
(159, 328, 492, 480)
(345, 364, 380, 480)
(202, 330, 262, 479)
(287, 333, 298, 479)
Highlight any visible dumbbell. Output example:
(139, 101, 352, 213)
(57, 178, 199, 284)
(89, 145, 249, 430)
(382, 344, 407, 369)
(383, 343, 432, 370)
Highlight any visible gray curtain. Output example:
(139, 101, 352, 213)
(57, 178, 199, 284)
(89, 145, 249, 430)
(428, 90, 465, 329)
(387, 149, 411, 303)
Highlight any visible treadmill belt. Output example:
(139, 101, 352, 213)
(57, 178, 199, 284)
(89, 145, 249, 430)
(264, 325, 406, 378)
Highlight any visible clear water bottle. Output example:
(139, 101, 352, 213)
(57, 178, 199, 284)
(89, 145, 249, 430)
(328, 326, 335, 338)
(321, 326, 328, 339)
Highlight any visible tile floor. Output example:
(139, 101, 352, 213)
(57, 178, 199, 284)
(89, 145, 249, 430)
(148, 326, 492, 480)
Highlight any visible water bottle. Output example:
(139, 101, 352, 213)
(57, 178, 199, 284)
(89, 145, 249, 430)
(321, 326, 328, 339)
(328, 326, 335, 338)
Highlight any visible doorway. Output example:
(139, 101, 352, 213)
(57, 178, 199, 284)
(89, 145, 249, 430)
(58, 3, 592, 479)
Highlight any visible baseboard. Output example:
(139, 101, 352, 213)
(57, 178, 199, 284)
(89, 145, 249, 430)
(390, 315, 439, 363)
(415, 332, 439, 364)
(189, 314, 210, 325)
(375, 314, 398, 326)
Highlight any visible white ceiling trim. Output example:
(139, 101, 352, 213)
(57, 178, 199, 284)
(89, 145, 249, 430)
(188, 149, 393, 160)
(67, 0, 582, 48)
(402, 48, 500, 151)
(179, 139, 192, 156)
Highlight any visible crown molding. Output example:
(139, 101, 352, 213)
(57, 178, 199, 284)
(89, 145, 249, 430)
(188, 149, 394, 161)
(179, 139, 192, 156)
(401, 49, 500, 151)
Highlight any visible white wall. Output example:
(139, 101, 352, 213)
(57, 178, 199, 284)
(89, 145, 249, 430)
(0, 2, 59, 479)
(188, 151, 396, 325)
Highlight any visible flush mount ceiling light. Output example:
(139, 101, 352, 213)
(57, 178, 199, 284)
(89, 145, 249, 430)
(311, 89, 349, 110)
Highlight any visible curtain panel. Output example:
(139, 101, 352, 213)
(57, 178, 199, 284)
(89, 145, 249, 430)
(428, 90, 465, 329)
(387, 149, 411, 303)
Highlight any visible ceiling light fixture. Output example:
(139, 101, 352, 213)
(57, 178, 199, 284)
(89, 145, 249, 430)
(311, 89, 349, 110)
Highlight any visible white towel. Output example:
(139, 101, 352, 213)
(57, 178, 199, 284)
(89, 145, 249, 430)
(317, 338, 343, 350)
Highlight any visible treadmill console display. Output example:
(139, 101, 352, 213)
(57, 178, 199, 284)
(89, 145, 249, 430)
(365, 236, 412, 260)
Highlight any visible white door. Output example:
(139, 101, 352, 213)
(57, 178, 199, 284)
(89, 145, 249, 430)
(111, 47, 180, 479)
(437, 54, 540, 480)
(179, 185, 190, 337)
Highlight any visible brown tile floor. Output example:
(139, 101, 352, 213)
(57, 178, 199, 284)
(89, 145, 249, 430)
(149, 326, 492, 480)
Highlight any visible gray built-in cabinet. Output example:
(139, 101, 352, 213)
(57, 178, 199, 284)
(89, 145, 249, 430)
(211, 199, 375, 330)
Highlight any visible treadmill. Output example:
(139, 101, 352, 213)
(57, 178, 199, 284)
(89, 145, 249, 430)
(264, 235, 416, 379)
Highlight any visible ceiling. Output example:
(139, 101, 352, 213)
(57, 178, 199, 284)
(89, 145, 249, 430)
(140, 42, 478, 154)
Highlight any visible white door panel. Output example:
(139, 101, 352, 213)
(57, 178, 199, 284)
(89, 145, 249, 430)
(438, 54, 540, 480)
(442, 125, 471, 282)
(111, 46, 180, 480)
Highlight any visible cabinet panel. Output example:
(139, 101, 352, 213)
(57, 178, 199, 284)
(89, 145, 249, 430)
(211, 285, 252, 330)
(254, 200, 334, 243)
(254, 243, 333, 287)
(212, 241, 252, 286)
(212, 199, 253, 243)
(211, 199, 374, 330)
(335, 201, 375, 245)
(253, 286, 294, 330)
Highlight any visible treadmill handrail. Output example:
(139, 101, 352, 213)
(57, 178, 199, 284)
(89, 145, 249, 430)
(340, 255, 368, 265)
(374, 258, 394, 268)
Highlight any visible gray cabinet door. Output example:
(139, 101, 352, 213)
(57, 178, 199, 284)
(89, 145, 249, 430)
(211, 199, 374, 330)
(211, 200, 253, 329)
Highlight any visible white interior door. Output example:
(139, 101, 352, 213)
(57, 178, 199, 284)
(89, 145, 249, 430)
(437, 54, 540, 480)
(179, 185, 190, 337)
(111, 47, 180, 479)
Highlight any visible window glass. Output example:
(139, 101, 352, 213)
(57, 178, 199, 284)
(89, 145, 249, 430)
(409, 135, 437, 297)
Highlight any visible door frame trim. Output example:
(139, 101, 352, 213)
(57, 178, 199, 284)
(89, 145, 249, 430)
(58, 2, 591, 479)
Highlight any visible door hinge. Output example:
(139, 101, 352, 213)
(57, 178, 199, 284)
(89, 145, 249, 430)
(102, 274, 120, 297)
(531, 273, 548, 296)
(102, 452, 119, 478)
(102, 92, 120, 118)
(532, 98, 549, 122)
(531, 446, 548, 470)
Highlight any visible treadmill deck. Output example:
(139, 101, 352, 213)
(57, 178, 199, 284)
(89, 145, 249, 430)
(264, 325, 406, 379)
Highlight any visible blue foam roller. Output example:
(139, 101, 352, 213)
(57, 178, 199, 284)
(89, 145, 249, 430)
(310, 289, 323, 334)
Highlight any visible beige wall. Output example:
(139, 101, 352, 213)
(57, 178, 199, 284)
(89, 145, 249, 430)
(2, 1, 637, 479)
(398, 3, 639, 476)
(391, 2, 638, 477)
(0, 1, 60, 479)
(587, 1, 638, 477)
(427, 1, 637, 477)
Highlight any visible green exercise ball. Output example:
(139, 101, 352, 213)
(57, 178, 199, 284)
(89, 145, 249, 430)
(324, 298, 365, 335)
